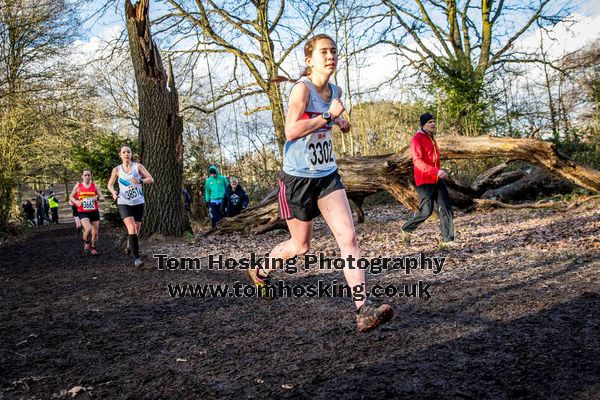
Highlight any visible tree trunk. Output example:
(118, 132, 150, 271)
(266, 81, 287, 157)
(125, 0, 186, 237)
(214, 136, 600, 234)
(481, 166, 575, 202)
(471, 162, 528, 194)
(471, 162, 509, 193)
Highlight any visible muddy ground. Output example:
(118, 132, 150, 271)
(0, 204, 599, 399)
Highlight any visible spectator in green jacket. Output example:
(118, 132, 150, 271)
(204, 166, 229, 228)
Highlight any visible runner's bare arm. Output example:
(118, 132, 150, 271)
(333, 87, 351, 133)
(285, 83, 344, 141)
(137, 164, 154, 184)
(95, 185, 105, 202)
(107, 167, 119, 200)
(69, 185, 80, 207)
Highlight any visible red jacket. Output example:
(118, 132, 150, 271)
(410, 130, 440, 186)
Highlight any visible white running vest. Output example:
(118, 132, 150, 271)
(117, 163, 145, 206)
(282, 76, 339, 178)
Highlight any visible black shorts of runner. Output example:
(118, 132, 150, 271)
(79, 210, 100, 222)
(118, 203, 145, 222)
(278, 169, 345, 222)
(72, 205, 79, 218)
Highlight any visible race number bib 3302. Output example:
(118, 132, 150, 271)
(82, 197, 95, 211)
(306, 131, 335, 170)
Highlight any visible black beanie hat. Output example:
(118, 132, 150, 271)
(420, 112, 435, 127)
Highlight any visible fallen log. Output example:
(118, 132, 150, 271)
(482, 166, 575, 202)
(471, 162, 510, 193)
(471, 162, 527, 194)
(491, 170, 526, 190)
(473, 198, 565, 210)
(214, 136, 600, 234)
(566, 194, 600, 210)
(473, 194, 600, 211)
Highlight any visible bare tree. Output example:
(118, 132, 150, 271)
(0, 0, 85, 229)
(160, 0, 334, 153)
(380, 0, 568, 133)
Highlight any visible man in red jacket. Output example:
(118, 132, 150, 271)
(401, 113, 455, 244)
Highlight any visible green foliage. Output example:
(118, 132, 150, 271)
(552, 135, 600, 170)
(431, 59, 487, 136)
(71, 132, 138, 186)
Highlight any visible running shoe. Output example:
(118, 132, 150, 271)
(245, 268, 274, 300)
(133, 257, 144, 268)
(356, 302, 394, 332)
(83, 241, 91, 255)
(91, 248, 98, 256)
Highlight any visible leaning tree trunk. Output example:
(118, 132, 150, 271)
(214, 136, 600, 234)
(125, 0, 185, 236)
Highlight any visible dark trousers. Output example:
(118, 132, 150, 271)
(208, 202, 222, 228)
(36, 206, 44, 226)
(402, 181, 454, 242)
(51, 207, 59, 224)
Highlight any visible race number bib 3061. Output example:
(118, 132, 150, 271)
(123, 184, 142, 201)
(306, 131, 335, 170)
(82, 197, 95, 211)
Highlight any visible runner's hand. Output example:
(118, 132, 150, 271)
(112, 192, 118, 200)
(328, 99, 345, 119)
(336, 118, 351, 133)
(437, 170, 448, 180)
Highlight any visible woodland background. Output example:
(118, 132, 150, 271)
(1, 0, 599, 233)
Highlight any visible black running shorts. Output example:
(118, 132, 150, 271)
(72, 205, 79, 218)
(278, 170, 345, 222)
(118, 203, 145, 222)
(79, 210, 100, 222)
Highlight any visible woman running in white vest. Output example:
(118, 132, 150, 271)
(246, 34, 393, 332)
(107, 146, 154, 267)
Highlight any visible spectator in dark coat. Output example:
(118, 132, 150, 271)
(22, 200, 35, 226)
(222, 177, 249, 218)
(35, 191, 45, 226)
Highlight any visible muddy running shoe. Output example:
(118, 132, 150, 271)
(356, 302, 394, 332)
(91, 248, 98, 256)
(246, 268, 274, 300)
(83, 241, 91, 255)
(133, 257, 144, 268)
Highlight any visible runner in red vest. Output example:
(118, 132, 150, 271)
(69, 169, 105, 255)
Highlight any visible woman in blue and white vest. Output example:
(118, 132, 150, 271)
(246, 34, 393, 332)
(107, 146, 154, 268)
